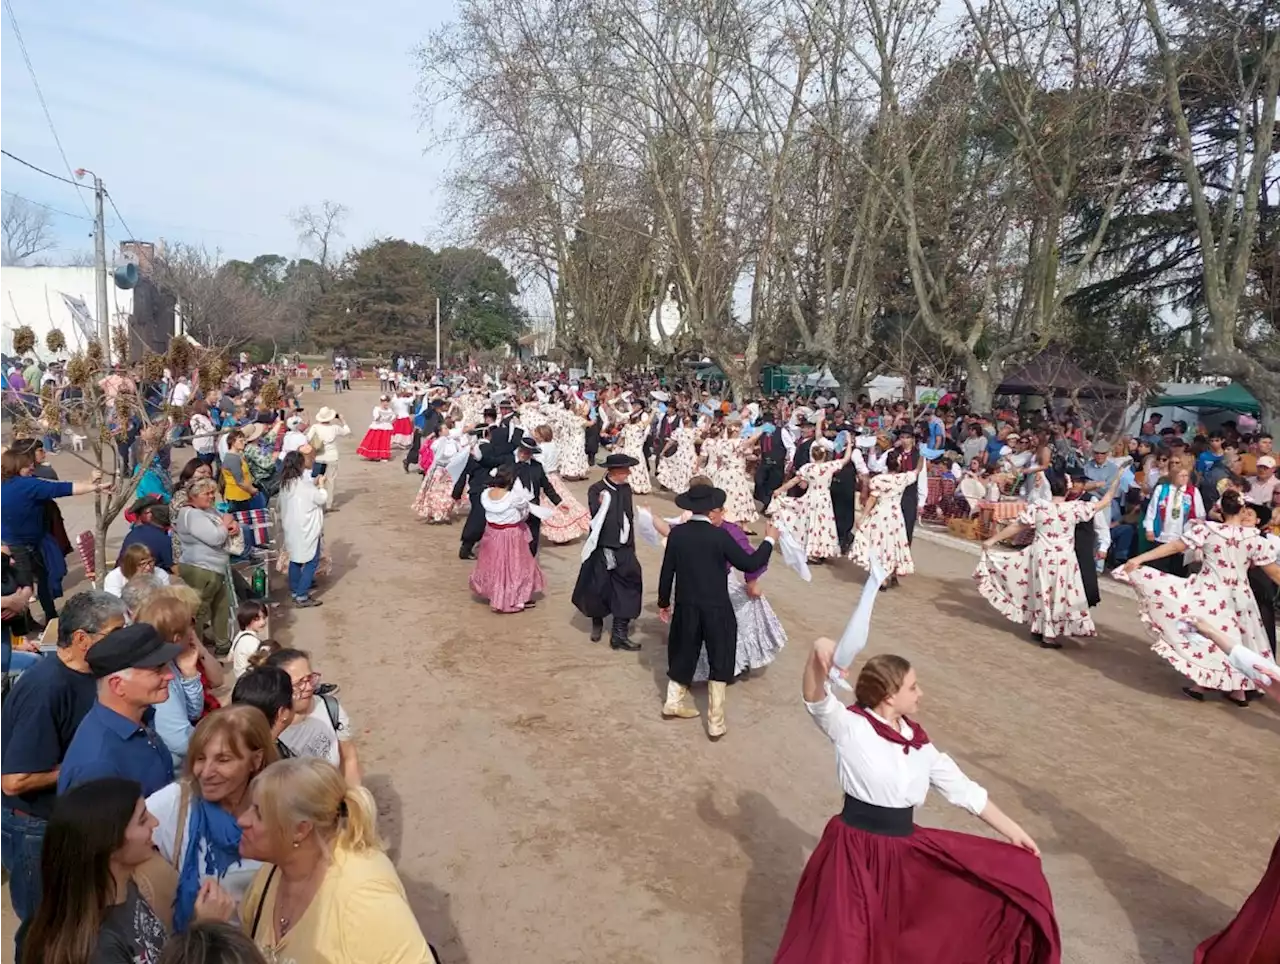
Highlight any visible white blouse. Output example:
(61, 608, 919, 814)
(804, 689, 988, 815)
(481, 488, 532, 524)
(391, 396, 412, 418)
(536, 440, 560, 475)
(367, 406, 395, 429)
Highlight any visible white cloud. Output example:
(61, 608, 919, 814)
(2, 0, 458, 262)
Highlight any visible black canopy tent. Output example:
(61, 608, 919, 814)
(996, 353, 1124, 398)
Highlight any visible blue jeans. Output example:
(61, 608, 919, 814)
(1, 806, 48, 961)
(1109, 523, 1136, 566)
(289, 548, 320, 600)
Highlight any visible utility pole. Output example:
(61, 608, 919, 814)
(435, 296, 441, 370)
(91, 174, 110, 355)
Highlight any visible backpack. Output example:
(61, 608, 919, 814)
(318, 688, 345, 734)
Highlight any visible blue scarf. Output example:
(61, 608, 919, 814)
(173, 797, 244, 933)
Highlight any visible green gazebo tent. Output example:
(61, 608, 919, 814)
(1148, 383, 1261, 416)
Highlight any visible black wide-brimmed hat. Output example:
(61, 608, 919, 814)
(675, 483, 727, 513)
(518, 434, 541, 453)
(602, 453, 639, 470)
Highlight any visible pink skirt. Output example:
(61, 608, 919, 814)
(412, 467, 458, 522)
(469, 523, 546, 613)
(391, 416, 414, 448)
(775, 814, 1060, 964)
(1195, 835, 1280, 964)
(540, 472, 591, 543)
(357, 428, 392, 460)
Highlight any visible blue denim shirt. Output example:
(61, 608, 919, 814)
(57, 702, 174, 796)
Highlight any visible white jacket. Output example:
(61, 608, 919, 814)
(279, 477, 329, 563)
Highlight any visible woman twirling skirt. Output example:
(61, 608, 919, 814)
(412, 465, 460, 523)
(540, 472, 590, 543)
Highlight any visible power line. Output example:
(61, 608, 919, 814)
(2, 0, 93, 217)
(105, 191, 138, 242)
(1, 188, 93, 221)
(0, 148, 86, 188)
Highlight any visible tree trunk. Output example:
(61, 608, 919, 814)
(966, 361, 994, 414)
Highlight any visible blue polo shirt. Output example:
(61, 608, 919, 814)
(116, 523, 175, 571)
(57, 703, 174, 796)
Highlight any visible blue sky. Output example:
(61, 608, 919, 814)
(2, 0, 456, 264)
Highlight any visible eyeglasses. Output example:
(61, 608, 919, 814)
(292, 672, 321, 693)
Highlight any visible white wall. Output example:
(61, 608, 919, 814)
(0, 266, 134, 357)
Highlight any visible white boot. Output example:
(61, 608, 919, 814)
(707, 681, 728, 740)
(662, 681, 700, 719)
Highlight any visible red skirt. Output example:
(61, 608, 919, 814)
(1195, 835, 1280, 964)
(775, 814, 1061, 964)
(469, 523, 545, 613)
(391, 416, 414, 448)
(356, 428, 392, 460)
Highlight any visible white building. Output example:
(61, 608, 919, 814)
(0, 266, 133, 358)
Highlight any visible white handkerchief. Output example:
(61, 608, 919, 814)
(635, 507, 662, 547)
(777, 527, 812, 583)
(527, 501, 554, 521)
(445, 449, 471, 485)
(829, 555, 888, 690)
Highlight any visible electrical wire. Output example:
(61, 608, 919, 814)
(2, 0, 93, 217)
(0, 148, 85, 188)
(105, 191, 138, 242)
(1, 188, 93, 221)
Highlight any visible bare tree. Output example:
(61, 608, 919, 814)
(290, 201, 348, 272)
(2, 196, 56, 266)
(149, 243, 283, 350)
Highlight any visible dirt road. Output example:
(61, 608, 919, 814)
(6, 384, 1278, 963)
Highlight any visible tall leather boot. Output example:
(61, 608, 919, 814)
(706, 681, 728, 740)
(610, 618, 640, 652)
(662, 680, 700, 719)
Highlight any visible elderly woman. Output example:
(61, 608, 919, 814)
(103, 544, 171, 598)
(277, 451, 329, 608)
(238, 758, 435, 962)
(177, 478, 239, 656)
(0, 446, 110, 623)
(147, 706, 279, 931)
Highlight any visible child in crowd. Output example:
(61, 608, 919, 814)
(229, 600, 270, 680)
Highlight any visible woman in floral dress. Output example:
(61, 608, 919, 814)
(1117, 488, 1280, 703)
(848, 449, 919, 583)
(612, 410, 652, 494)
(711, 431, 760, 527)
(770, 440, 852, 561)
(657, 416, 698, 493)
(533, 424, 591, 543)
(975, 471, 1120, 646)
(412, 424, 465, 523)
(555, 399, 592, 480)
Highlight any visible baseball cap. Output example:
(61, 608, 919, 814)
(1259, 456, 1277, 469)
(86, 624, 184, 679)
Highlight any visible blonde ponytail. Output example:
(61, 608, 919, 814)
(335, 784, 380, 853)
(252, 757, 383, 857)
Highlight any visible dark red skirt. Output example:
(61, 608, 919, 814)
(774, 816, 1061, 964)
(1195, 835, 1280, 964)
(356, 428, 392, 460)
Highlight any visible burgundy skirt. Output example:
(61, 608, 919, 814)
(356, 428, 392, 460)
(469, 523, 545, 613)
(775, 804, 1060, 964)
(1195, 834, 1280, 964)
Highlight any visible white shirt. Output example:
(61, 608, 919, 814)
(170, 381, 192, 407)
(536, 440, 560, 475)
(480, 488, 532, 525)
(1142, 484, 1203, 542)
(280, 696, 351, 766)
(391, 396, 411, 419)
(145, 782, 264, 922)
(279, 477, 329, 563)
(104, 566, 171, 597)
(307, 422, 351, 463)
(279, 429, 308, 459)
(804, 690, 988, 814)
(230, 629, 263, 679)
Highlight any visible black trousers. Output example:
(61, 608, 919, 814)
(1073, 521, 1101, 607)
(668, 602, 737, 684)
(754, 463, 783, 512)
(460, 489, 486, 551)
(527, 516, 542, 556)
(901, 484, 919, 546)
(1249, 566, 1278, 656)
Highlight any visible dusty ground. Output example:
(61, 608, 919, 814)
(5, 381, 1279, 963)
